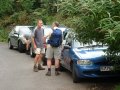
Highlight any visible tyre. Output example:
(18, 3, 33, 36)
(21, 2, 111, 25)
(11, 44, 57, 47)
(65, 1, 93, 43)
(59, 63, 65, 72)
(8, 40, 13, 49)
(42, 54, 47, 65)
(72, 63, 79, 83)
(30, 45, 35, 57)
(18, 40, 24, 53)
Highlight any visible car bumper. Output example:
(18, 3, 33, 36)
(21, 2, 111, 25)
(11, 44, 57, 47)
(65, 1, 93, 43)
(75, 64, 120, 78)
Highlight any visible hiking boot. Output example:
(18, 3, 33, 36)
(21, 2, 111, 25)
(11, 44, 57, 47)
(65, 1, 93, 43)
(26, 50, 29, 55)
(33, 65, 38, 72)
(38, 64, 45, 70)
(46, 71, 51, 76)
(55, 71, 60, 76)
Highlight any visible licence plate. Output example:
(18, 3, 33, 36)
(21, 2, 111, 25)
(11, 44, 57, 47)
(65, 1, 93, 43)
(100, 66, 113, 71)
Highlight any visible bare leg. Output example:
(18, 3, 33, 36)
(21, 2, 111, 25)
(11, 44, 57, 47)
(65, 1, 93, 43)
(47, 58, 52, 68)
(55, 59, 60, 75)
(55, 59, 60, 68)
(33, 54, 40, 72)
(26, 43, 29, 50)
(46, 58, 52, 76)
(38, 54, 45, 70)
(34, 54, 40, 66)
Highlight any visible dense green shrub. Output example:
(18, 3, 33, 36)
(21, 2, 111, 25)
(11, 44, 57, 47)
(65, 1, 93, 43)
(0, 28, 9, 42)
(58, 0, 120, 55)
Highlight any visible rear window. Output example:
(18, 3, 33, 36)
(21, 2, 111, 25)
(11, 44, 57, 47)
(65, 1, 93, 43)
(19, 27, 31, 35)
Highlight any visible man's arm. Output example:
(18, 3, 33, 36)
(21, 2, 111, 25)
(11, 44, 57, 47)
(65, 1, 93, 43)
(44, 31, 52, 41)
(31, 29, 37, 49)
(32, 37, 36, 49)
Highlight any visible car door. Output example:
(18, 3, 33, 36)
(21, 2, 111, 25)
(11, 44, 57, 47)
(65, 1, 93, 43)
(11, 28, 19, 47)
(61, 32, 73, 70)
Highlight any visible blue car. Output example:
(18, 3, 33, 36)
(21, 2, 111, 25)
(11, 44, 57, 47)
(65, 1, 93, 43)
(61, 30, 120, 83)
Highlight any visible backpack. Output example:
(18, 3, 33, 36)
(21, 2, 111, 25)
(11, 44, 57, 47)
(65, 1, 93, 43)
(48, 29, 62, 47)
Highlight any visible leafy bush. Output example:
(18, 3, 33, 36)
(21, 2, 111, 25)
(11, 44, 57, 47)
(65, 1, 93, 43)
(57, 0, 120, 70)
(0, 28, 9, 42)
(58, 0, 120, 54)
(114, 84, 120, 90)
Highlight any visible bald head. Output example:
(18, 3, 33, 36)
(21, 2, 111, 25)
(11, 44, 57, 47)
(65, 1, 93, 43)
(37, 20, 43, 28)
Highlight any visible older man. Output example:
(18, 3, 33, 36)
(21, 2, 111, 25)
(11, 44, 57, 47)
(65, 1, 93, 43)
(32, 20, 45, 72)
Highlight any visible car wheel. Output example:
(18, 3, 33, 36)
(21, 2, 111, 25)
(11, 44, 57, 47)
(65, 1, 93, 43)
(59, 63, 65, 72)
(8, 40, 13, 49)
(72, 63, 79, 83)
(18, 40, 24, 53)
(30, 45, 35, 57)
(42, 54, 47, 66)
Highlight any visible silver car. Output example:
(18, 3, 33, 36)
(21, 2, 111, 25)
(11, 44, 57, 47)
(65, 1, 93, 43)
(8, 26, 34, 52)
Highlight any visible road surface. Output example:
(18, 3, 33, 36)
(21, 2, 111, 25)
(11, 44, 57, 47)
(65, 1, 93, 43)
(0, 42, 118, 90)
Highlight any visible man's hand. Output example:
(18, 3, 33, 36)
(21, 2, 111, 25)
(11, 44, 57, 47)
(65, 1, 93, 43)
(34, 44, 37, 50)
(43, 37, 47, 43)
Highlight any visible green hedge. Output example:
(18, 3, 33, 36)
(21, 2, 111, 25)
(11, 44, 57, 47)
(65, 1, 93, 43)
(0, 28, 9, 42)
(114, 84, 120, 90)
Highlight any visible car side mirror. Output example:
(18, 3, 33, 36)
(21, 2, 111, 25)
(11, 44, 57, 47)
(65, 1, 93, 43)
(64, 45, 71, 49)
(14, 32, 19, 37)
(14, 32, 18, 34)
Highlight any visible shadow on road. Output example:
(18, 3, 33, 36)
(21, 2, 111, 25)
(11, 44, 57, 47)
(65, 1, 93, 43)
(61, 70, 120, 90)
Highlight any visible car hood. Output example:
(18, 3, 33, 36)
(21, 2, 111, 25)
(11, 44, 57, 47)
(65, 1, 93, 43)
(73, 47, 107, 59)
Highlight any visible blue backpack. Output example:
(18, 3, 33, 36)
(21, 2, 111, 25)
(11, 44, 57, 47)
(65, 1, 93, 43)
(48, 29, 62, 47)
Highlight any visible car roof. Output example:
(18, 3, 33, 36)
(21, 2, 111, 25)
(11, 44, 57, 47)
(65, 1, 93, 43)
(14, 26, 33, 32)
(33, 25, 68, 35)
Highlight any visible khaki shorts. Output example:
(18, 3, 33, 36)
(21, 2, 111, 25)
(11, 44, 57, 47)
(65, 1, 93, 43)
(35, 48, 45, 55)
(20, 36, 30, 44)
(46, 45, 61, 60)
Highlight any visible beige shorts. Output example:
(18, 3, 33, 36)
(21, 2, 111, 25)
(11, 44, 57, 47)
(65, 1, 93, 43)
(20, 36, 30, 44)
(35, 48, 45, 55)
(46, 45, 61, 60)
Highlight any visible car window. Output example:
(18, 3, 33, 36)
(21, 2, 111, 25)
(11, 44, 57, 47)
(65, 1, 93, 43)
(19, 27, 31, 36)
(65, 32, 73, 46)
(28, 26, 34, 32)
(10, 29, 15, 34)
(44, 27, 53, 36)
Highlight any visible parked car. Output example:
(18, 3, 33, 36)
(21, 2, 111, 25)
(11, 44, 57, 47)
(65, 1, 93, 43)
(60, 30, 120, 83)
(8, 26, 34, 52)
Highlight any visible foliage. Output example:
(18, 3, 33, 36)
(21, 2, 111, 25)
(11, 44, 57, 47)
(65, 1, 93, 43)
(19, 0, 35, 12)
(0, 0, 13, 16)
(0, 28, 9, 42)
(114, 84, 120, 90)
(58, 0, 120, 55)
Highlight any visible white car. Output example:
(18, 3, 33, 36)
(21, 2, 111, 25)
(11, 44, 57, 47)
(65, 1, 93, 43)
(8, 26, 34, 52)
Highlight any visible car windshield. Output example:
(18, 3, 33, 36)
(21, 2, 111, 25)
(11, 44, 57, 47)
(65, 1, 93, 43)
(73, 40, 105, 48)
(44, 27, 53, 36)
(28, 26, 34, 32)
(19, 27, 31, 35)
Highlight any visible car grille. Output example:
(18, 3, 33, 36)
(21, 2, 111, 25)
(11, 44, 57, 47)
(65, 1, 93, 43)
(94, 57, 120, 66)
(83, 70, 120, 76)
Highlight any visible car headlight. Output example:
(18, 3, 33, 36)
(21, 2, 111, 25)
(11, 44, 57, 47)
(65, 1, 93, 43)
(77, 60, 93, 66)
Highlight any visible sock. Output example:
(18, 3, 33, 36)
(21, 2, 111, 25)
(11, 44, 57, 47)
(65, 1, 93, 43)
(55, 68, 59, 71)
(48, 68, 51, 71)
(38, 64, 41, 66)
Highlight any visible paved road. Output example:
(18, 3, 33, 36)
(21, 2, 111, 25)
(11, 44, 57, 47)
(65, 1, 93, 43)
(0, 42, 118, 90)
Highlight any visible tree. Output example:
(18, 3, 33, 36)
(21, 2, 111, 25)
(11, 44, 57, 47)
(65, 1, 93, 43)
(0, 0, 13, 16)
(58, 0, 120, 65)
